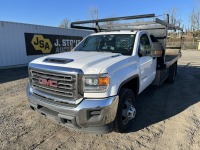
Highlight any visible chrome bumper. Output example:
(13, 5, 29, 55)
(27, 83, 119, 133)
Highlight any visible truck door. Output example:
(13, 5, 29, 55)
(138, 33, 157, 92)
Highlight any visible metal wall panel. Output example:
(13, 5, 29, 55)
(0, 21, 92, 68)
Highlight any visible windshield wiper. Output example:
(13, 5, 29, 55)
(77, 50, 113, 53)
(97, 50, 113, 53)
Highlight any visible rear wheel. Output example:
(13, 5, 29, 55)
(166, 61, 177, 84)
(114, 88, 136, 133)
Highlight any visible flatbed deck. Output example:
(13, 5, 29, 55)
(164, 54, 181, 69)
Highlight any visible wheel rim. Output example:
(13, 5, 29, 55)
(121, 99, 136, 125)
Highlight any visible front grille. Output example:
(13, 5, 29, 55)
(33, 92, 76, 107)
(29, 68, 79, 103)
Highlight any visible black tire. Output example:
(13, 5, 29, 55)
(166, 61, 177, 84)
(114, 88, 136, 133)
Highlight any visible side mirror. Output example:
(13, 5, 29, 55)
(145, 42, 163, 57)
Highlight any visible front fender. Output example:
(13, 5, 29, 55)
(102, 56, 140, 96)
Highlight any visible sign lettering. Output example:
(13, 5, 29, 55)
(25, 33, 83, 55)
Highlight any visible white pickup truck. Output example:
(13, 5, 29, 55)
(27, 14, 183, 133)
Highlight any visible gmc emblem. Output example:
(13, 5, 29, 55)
(38, 78, 57, 88)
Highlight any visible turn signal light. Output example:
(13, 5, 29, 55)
(98, 77, 110, 86)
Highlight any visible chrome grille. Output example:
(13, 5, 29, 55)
(30, 69, 77, 100)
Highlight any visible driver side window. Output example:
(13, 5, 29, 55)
(139, 34, 151, 52)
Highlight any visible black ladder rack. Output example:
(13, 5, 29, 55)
(71, 14, 183, 33)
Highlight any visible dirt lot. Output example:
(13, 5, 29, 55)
(0, 50, 200, 150)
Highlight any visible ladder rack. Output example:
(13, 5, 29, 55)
(71, 14, 183, 33)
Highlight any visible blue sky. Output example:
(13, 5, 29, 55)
(0, 0, 199, 28)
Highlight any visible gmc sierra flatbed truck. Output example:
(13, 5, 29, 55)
(27, 14, 183, 133)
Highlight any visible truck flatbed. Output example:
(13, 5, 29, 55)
(165, 54, 181, 69)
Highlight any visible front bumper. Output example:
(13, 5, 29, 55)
(27, 83, 119, 133)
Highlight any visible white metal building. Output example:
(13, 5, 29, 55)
(0, 21, 91, 69)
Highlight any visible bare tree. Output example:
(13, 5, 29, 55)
(103, 15, 119, 29)
(59, 18, 70, 28)
(170, 8, 177, 25)
(190, 9, 200, 31)
(190, 6, 200, 39)
(88, 7, 99, 20)
(88, 6, 99, 28)
(168, 7, 181, 26)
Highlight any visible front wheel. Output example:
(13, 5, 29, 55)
(114, 88, 136, 133)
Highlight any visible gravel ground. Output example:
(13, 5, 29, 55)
(0, 50, 200, 150)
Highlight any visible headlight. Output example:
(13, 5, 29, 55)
(83, 74, 110, 93)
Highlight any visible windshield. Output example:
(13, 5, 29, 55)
(74, 34, 135, 56)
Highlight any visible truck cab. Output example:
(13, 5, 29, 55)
(27, 14, 183, 133)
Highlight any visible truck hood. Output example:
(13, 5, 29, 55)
(30, 51, 129, 74)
